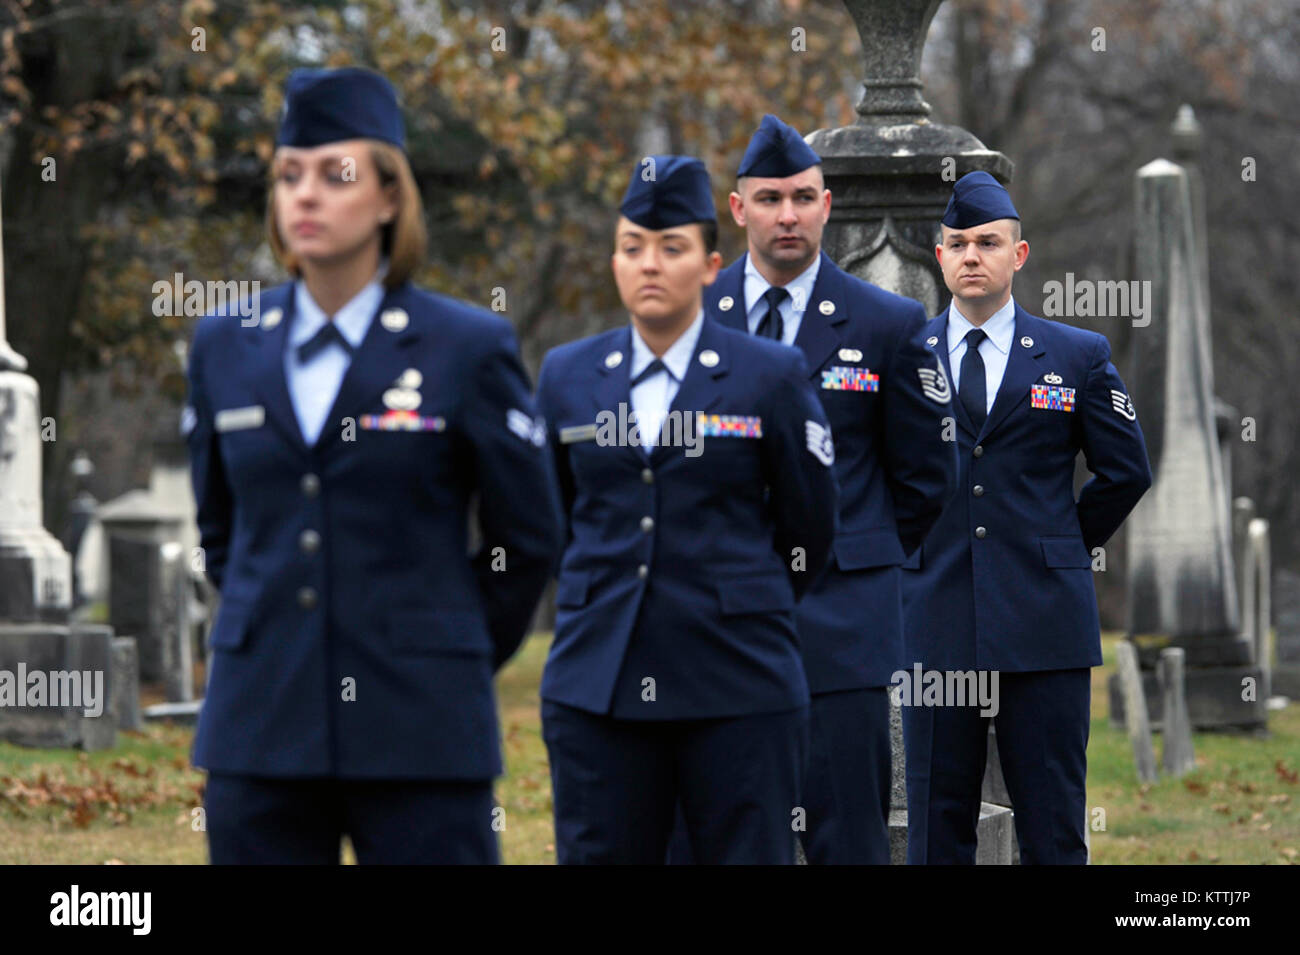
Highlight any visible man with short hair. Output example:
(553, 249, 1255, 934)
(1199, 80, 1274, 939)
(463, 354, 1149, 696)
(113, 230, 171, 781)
(900, 171, 1152, 864)
(701, 115, 958, 864)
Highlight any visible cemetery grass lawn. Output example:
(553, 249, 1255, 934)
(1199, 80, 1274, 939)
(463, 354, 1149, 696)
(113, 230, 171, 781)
(1088, 634, 1300, 864)
(0, 635, 558, 865)
(3, 631, 1296, 863)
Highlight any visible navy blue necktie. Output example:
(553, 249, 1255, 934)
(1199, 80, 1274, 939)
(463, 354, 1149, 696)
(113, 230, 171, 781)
(959, 328, 987, 430)
(296, 321, 353, 364)
(630, 358, 671, 389)
(756, 286, 788, 341)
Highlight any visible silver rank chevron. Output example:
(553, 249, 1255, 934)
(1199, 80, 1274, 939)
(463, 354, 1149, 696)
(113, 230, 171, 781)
(917, 363, 951, 404)
(1110, 389, 1136, 420)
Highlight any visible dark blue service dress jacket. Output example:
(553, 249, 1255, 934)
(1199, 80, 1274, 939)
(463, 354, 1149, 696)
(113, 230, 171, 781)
(901, 304, 1152, 672)
(535, 317, 839, 721)
(706, 252, 958, 691)
(185, 280, 561, 779)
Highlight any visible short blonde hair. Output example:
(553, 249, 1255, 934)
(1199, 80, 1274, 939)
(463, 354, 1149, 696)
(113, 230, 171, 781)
(266, 140, 427, 290)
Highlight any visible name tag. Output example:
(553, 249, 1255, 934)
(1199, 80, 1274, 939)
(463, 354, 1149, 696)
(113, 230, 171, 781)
(214, 405, 265, 432)
(1030, 385, 1075, 412)
(559, 424, 598, 444)
(698, 414, 762, 438)
(821, 366, 879, 392)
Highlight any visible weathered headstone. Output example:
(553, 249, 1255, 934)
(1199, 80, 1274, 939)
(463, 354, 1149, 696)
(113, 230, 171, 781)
(111, 636, 142, 731)
(1115, 141, 1263, 731)
(1116, 641, 1158, 784)
(0, 170, 119, 751)
(1157, 648, 1195, 776)
(1247, 519, 1272, 703)
(1272, 569, 1300, 698)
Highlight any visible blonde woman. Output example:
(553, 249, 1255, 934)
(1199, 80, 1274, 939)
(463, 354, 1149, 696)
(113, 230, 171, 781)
(184, 67, 560, 864)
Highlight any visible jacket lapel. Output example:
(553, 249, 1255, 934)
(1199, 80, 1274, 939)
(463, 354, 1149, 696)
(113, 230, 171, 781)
(248, 285, 308, 455)
(792, 252, 848, 379)
(705, 256, 748, 333)
(979, 305, 1046, 439)
(589, 326, 643, 463)
(933, 308, 977, 438)
(652, 318, 728, 465)
(315, 284, 421, 453)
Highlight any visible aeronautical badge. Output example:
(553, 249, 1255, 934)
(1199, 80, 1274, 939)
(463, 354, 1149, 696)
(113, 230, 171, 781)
(805, 420, 835, 466)
(1110, 388, 1137, 421)
(604, 351, 623, 369)
(1030, 384, 1076, 412)
(838, 348, 863, 363)
(821, 366, 879, 392)
(180, 405, 197, 437)
(917, 362, 951, 404)
(261, 307, 283, 330)
(1044, 372, 1063, 384)
(698, 414, 762, 438)
(926, 335, 939, 347)
(507, 408, 547, 447)
(699, 349, 719, 368)
(398, 368, 423, 389)
(718, 296, 735, 312)
(380, 308, 409, 332)
(819, 300, 835, 316)
(383, 387, 421, 411)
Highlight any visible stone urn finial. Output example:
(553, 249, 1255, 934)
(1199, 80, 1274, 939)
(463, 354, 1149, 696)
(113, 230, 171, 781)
(842, 0, 945, 124)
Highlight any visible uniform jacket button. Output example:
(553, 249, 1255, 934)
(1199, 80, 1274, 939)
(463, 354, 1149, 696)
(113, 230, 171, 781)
(641, 468, 654, 484)
(301, 473, 321, 497)
(973, 484, 984, 497)
(297, 586, 318, 609)
(299, 529, 321, 554)
(975, 526, 987, 539)
(640, 516, 655, 533)
(637, 564, 649, 579)
(973, 445, 984, 458)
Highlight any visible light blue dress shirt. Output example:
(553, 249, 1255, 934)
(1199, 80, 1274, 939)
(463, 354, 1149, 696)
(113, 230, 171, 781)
(285, 265, 387, 445)
(743, 253, 820, 346)
(947, 296, 1017, 416)
(628, 310, 704, 449)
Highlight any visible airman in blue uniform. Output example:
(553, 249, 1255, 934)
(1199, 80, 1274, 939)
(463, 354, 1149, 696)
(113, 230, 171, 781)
(900, 171, 1152, 864)
(690, 116, 957, 864)
(536, 155, 839, 864)
(185, 67, 561, 864)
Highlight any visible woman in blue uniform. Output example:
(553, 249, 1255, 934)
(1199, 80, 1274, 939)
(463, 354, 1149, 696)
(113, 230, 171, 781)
(184, 67, 560, 864)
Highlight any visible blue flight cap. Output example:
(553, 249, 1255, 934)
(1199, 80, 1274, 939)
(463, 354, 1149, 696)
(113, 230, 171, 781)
(737, 114, 821, 178)
(619, 155, 716, 230)
(277, 67, 405, 149)
(941, 171, 1020, 228)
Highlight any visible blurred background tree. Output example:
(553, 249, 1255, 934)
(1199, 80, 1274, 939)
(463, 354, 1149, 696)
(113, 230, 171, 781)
(0, 0, 1296, 626)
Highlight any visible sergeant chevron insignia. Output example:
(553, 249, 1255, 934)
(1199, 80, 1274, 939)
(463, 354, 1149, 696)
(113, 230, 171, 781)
(805, 420, 835, 465)
(917, 363, 951, 404)
(1110, 389, 1137, 420)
